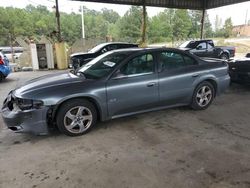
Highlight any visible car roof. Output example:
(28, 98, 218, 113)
(111, 47, 188, 53)
(95, 42, 137, 46)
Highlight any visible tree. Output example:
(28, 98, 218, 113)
(101, 8, 120, 24)
(223, 18, 233, 38)
(172, 9, 192, 41)
(189, 10, 213, 39)
(148, 9, 172, 43)
(114, 6, 144, 42)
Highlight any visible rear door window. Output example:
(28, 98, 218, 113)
(158, 51, 197, 71)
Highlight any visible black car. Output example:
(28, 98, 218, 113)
(228, 53, 250, 84)
(179, 40, 235, 60)
(70, 42, 138, 71)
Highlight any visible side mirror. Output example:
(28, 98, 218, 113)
(246, 53, 250, 58)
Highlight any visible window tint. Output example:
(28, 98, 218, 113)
(120, 54, 154, 75)
(108, 44, 118, 51)
(159, 52, 196, 71)
(197, 42, 206, 50)
(183, 55, 197, 66)
(207, 43, 213, 49)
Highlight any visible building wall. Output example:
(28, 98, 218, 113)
(233, 25, 250, 37)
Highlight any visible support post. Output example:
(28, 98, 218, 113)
(55, 0, 61, 42)
(141, 1, 147, 46)
(200, 8, 205, 39)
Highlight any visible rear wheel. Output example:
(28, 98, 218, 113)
(220, 53, 229, 60)
(191, 81, 215, 110)
(56, 99, 97, 136)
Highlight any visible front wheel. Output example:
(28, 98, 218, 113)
(190, 81, 215, 110)
(56, 99, 97, 136)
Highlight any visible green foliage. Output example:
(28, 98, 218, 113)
(172, 9, 192, 40)
(113, 6, 143, 42)
(0, 4, 228, 46)
(148, 10, 172, 43)
(213, 17, 233, 38)
(223, 18, 233, 38)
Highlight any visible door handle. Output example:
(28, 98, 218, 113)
(192, 73, 200, 77)
(147, 82, 156, 87)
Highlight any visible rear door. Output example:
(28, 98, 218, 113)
(106, 53, 159, 117)
(157, 50, 202, 106)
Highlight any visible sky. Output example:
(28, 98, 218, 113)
(1, 0, 250, 28)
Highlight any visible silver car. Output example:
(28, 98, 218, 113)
(1, 48, 230, 136)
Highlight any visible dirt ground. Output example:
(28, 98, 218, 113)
(0, 70, 250, 188)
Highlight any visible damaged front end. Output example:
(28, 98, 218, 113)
(1, 91, 50, 135)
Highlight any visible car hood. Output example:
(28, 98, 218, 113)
(14, 72, 83, 97)
(70, 52, 94, 57)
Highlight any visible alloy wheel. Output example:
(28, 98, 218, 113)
(196, 86, 212, 107)
(63, 106, 93, 134)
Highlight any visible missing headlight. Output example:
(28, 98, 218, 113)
(16, 98, 44, 111)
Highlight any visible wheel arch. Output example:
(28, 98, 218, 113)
(51, 96, 103, 122)
(220, 50, 230, 59)
(195, 78, 218, 97)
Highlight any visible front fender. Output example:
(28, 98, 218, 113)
(51, 93, 108, 121)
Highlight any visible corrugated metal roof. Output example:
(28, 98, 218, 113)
(72, 0, 249, 10)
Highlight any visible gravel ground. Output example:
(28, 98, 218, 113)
(0, 70, 250, 188)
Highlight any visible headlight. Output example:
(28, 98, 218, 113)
(15, 98, 44, 111)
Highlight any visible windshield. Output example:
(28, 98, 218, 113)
(78, 51, 128, 79)
(179, 41, 191, 48)
(88, 43, 108, 53)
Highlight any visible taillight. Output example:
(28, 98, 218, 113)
(0, 58, 4, 65)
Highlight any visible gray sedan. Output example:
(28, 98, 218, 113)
(1, 48, 230, 136)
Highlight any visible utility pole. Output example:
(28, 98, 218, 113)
(81, 5, 85, 39)
(55, 0, 62, 42)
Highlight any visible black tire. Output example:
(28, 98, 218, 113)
(220, 53, 229, 60)
(0, 72, 4, 82)
(56, 99, 97, 136)
(190, 81, 215, 110)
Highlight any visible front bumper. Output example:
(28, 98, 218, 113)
(1, 94, 49, 135)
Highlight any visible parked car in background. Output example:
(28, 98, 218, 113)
(179, 40, 235, 60)
(2, 48, 230, 136)
(0, 51, 11, 81)
(0, 47, 23, 62)
(70, 42, 138, 71)
(228, 53, 250, 84)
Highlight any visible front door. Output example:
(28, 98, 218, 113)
(106, 53, 159, 118)
(191, 42, 207, 57)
